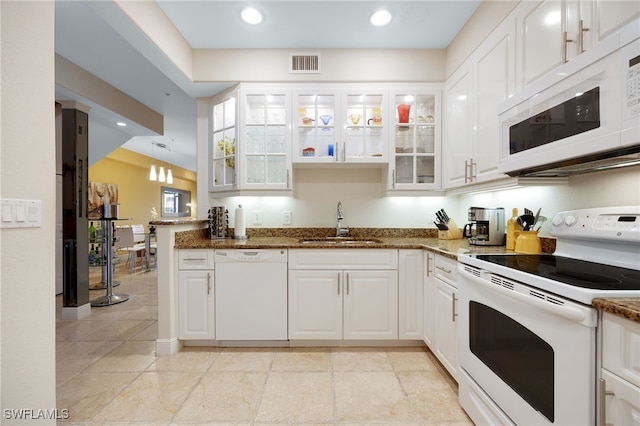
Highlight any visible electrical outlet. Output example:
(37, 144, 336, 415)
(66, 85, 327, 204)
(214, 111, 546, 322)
(282, 211, 292, 225)
(252, 210, 263, 225)
(426, 212, 436, 224)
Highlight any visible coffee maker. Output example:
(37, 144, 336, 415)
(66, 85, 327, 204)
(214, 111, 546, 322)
(463, 207, 506, 246)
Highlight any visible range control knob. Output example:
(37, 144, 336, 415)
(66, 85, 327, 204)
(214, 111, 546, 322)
(565, 215, 578, 226)
(552, 215, 564, 226)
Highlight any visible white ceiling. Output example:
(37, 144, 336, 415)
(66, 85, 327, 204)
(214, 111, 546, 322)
(54, 0, 481, 172)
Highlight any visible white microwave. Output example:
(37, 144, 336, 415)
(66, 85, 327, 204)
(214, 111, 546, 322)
(498, 26, 640, 177)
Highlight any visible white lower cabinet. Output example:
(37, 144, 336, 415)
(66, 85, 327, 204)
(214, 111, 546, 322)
(288, 249, 398, 340)
(600, 312, 640, 425)
(424, 253, 459, 380)
(177, 250, 215, 340)
(398, 249, 424, 339)
(423, 251, 435, 348)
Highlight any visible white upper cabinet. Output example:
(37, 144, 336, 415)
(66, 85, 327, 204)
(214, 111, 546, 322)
(209, 84, 292, 194)
(210, 90, 238, 193)
(240, 88, 292, 191)
(388, 86, 442, 191)
(444, 17, 516, 190)
(292, 86, 388, 164)
(516, 0, 639, 88)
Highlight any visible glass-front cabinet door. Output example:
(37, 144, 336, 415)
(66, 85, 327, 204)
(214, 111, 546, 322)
(240, 90, 291, 190)
(389, 87, 442, 191)
(293, 90, 338, 163)
(210, 94, 237, 192)
(342, 91, 387, 162)
(292, 87, 388, 164)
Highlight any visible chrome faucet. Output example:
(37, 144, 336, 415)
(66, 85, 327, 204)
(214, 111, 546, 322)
(336, 201, 350, 237)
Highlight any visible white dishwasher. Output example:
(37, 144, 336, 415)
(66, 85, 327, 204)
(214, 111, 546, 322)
(214, 249, 288, 341)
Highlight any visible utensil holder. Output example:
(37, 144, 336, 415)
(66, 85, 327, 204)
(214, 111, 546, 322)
(438, 219, 463, 240)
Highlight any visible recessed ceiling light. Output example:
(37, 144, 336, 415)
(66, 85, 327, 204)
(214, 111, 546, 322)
(241, 7, 263, 25)
(370, 10, 392, 27)
(116, 122, 127, 127)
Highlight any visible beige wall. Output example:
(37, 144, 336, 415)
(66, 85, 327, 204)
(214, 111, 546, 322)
(1, 1, 57, 422)
(89, 148, 197, 228)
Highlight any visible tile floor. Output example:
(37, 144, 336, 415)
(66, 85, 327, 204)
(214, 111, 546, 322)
(56, 261, 473, 425)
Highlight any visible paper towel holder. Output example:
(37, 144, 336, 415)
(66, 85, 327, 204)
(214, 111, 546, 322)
(234, 204, 248, 240)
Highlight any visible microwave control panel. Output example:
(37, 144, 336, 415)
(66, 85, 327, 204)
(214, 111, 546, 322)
(624, 39, 640, 120)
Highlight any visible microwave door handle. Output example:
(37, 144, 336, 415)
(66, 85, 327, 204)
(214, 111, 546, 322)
(459, 266, 586, 323)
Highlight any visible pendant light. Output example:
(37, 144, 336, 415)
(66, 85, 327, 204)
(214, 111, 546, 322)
(158, 143, 166, 182)
(149, 141, 157, 181)
(166, 144, 174, 184)
(149, 164, 157, 181)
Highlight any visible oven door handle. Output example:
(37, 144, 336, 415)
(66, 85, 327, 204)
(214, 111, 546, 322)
(460, 268, 587, 323)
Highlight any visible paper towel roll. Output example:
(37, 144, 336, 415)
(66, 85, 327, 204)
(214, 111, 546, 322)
(235, 204, 246, 239)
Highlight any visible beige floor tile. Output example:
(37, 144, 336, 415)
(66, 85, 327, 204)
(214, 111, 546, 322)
(148, 349, 219, 372)
(85, 340, 156, 372)
(387, 347, 439, 371)
(271, 348, 332, 372)
(56, 340, 123, 378)
(210, 348, 276, 371)
(92, 371, 201, 423)
(86, 319, 156, 341)
(255, 372, 334, 423)
(334, 371, 417, 422)
(56, 371, 137, 422)
(129, 322, 158, 341)
(174, 371, 266, 422)
(398, 370, 471, 423)
(331, 347, 394, 372)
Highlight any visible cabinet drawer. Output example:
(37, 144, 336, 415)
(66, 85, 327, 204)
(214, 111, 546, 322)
(288, 249, 398, 270)
(178, 249, 214, 270)
(434, 255, 457, 287)
(602, 312, 640, 388)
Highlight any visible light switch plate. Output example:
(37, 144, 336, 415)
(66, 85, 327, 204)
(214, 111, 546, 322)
(282, 211, 292, 225)
(0, 199, 42, 228)
(252, 210, 263, 225)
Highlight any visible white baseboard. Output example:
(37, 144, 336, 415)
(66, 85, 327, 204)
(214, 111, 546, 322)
(61, 303, 91, 320)
(155, 338, 182, 356)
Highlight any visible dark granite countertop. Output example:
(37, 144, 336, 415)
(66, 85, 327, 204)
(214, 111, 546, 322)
(172, 227, 553, 259)
(593, 298, 640, 323)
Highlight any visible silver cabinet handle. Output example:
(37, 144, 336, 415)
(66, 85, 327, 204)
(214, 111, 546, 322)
(207, 272, 211, 295)
(563, 31, 574, 63)
(599, 378, 615, 426)
(426, 254, 434, 276)
(337, 273, 341, 295)
(185, 257, 206, 261)
(578, 20, 589, 54)
(286, 168, 290, 188)
(470, 158, 476, 182)
(436, 265, 452, 274)
(452, 293, 458, 322)
(392, 169, 396, 189)
(464, 159, 469, 183)
(346, 273, 350, 295)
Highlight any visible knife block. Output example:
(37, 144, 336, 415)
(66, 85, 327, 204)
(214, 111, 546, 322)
(438, 219, 463, 240)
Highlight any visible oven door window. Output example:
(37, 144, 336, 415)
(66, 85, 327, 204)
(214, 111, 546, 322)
(469, 301, 554, 422)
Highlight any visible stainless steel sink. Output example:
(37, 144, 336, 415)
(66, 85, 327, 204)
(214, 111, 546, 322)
(299, 237, 381, 245)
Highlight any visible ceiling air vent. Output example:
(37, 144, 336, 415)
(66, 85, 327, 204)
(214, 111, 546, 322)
(289, 53, 321, 74)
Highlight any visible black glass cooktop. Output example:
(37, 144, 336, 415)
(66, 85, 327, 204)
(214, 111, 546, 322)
(476, 254, 640, 291)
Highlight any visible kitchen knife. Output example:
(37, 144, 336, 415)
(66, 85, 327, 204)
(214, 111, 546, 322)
(434, 221, 449, 231)
(435, 210, 446, 225)
(440, 209, 450, 223)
